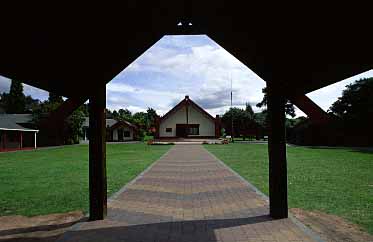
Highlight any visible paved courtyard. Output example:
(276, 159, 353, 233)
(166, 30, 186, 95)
(59, 145, 319, 242)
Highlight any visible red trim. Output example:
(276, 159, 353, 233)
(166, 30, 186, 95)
(0, 147, 35, 152)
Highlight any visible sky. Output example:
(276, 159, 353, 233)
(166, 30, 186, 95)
(0, 35, 372, 117)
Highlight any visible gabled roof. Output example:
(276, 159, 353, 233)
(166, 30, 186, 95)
(109, 120, 137, 131)
(0, 114, 33, 124)
(0, 115, 38, 132)
(83, 117, 137, 130)
(83, 117, 118, 128)
(160, 96, 215, 123)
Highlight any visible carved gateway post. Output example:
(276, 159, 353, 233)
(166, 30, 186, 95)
(267, 81, 288, 219)
(88, 84, 107, 220)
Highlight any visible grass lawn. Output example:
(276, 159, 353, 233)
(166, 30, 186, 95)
(0, 143, 171, 217)
(205, 143, 373, 234)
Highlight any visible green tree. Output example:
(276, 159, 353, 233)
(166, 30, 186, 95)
(117, 108, 132, 122)
(245, 102, 254, 117)
(329, 77, 373, 127)
(5, 80, 25, 113)
(256, 87, 296, 117)
(132, 112, 147, 128)
(254, 110, 268, 128)
(221, 107, 256, 138)
(65, 106, 85, 144)
(24, 95, 40, 113)
(48, 92, 63, 104)
(32, 96, 85, 145)
(146, 107, 158, 134)
(112, 110, 119, 119)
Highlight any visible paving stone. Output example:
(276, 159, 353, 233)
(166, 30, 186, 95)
(59, 145, 318, 242)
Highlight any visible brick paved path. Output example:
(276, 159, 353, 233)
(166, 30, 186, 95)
(59, 145, 317, 242)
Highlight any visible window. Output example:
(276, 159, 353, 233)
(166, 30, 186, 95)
(166, 128, 172, 133)
(188, 125, 199, 135)
(123, 131, 130, 137)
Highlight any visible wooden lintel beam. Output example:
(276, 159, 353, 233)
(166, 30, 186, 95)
(289, 94, 331, 124)
(39, 96, 87, 128)
(37, 96, 87, 146)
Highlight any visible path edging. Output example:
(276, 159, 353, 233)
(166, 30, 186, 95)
(57, 145, 174, 242)
(109, 145, 174, 201)
(202, 145, 325, 242)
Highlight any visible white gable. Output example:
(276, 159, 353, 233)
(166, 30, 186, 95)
(159, 104, 215, 137)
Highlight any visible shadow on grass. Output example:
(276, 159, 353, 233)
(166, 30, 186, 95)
(293, 145, 373, 154)
(0, 218, 88, 237)
(0, 215, 272, 242)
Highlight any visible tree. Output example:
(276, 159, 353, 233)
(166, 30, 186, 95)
(132, 112, 147, 128)
(329, 77, 373, 127)
(5, 80, 25, 113)
(24, 95, 41, 113)
(0, 93, 5, 113)
(146, 108, 158, 134)
(254, 110, 268, 128)
(65, 105, 85, 144)
(221, 107, 257, 138)
(106, 108, 113, 118)
(112, 110, 119, 119)
(256, 87, 296, 117)
(32, 95, 85, 145)
(245, 102, 254, 117)
(117, 108, 132, 122)
(48, 92, 63, 104)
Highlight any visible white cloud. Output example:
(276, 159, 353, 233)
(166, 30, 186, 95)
(0, 75, 11, 93)
(307, 69, 373, 112)
(108, 35, 267, 116)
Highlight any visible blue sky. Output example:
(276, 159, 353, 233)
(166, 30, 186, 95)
(0, 35, 372, 117)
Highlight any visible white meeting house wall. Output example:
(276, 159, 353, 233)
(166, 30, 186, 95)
(159, 105, 215, 137)
(188, 105, 215, 136)
(159, 106, 187, 137)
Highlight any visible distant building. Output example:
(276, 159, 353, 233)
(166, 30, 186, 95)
(82, 118, 138, 142)
(0, 114, 38, 152)
(155, 96, 221, 139)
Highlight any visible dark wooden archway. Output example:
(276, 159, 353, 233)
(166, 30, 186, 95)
(1, 2, 372, 220)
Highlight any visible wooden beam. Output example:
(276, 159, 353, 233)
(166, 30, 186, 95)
(267, 82, 288, 219)
(289, 94, 331, 124)
(38, 96, 87, 146)
(89, 84, 107, 220)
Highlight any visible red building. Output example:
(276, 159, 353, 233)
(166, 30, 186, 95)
(0, 115, 38, 152)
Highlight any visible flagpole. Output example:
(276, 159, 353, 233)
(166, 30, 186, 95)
(231, 73, 234, 143)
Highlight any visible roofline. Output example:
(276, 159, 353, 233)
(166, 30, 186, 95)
(109, 120, 137, 130)
(0, 128, 39, 132)
(160, 96, 215, 122)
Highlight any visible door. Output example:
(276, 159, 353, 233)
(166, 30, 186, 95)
(176, 124, 188, 137)
(118, 129, 124, 141)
